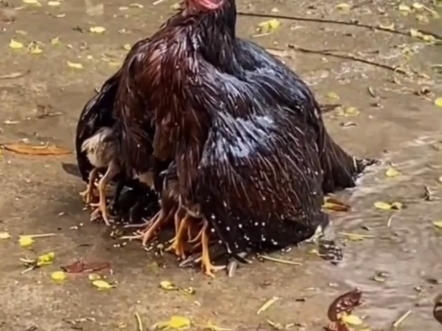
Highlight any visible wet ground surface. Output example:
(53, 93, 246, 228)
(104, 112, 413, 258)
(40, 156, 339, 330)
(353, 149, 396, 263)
(0, 0, 442, 330)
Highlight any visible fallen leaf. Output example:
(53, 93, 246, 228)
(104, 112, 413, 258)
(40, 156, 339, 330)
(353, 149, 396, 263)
(323, 197, 350, 212)
(92, 279, 114, 289)
(3, 143, 72, 155)
(438, 176, 442, 183)
(88, 273, 102, 281)
(23, 0, 42, 5)
(47, 0, 60, 6)
(335, 106, 360, 117)
(9, 39, 24, 49)
(67, 61, 84, 69)
(416, 14, 429, 23)
(339, 232, 374, 241)
(37, 252, 55, 265)
(29, 44, 43, 54)
(19, 236, 34, 247)
(257, 19, 281, 34)
(51, 271, 67, 281)
(374, 201, 403, 210)
(123, 43, 131, 51)
(385, 167, 401, 178)
(326, 92, 340, 100)
(336, 3, 350, 11)
(257, 296, 279, 315)
(170, 2, 181, 10)
(153, 316, 191, 330)
(379, 23, 395, 31)
(412, 2, 424, 10)
(341, 314, 363, 326)
(435, 98, 442, 107)
(89, 26, 106, 34)
(160, 280, 178, 291)
(433, 221, 442, 229)
(0, 232, 11, 239)
(399, 3, 411, 12)
(50, 37, 60, 44)
(61, 260, 110, 273)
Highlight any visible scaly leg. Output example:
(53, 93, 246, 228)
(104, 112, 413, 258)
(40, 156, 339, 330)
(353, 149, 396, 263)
(166, 213, 190, 259)
(90, 163, 118, 226)
(80, 168, 98, 204)
(200, 220, 217, 278)
(120, 210, 167, 246)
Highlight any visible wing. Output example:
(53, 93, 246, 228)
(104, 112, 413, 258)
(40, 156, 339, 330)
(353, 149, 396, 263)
(195, 108, 328, 255)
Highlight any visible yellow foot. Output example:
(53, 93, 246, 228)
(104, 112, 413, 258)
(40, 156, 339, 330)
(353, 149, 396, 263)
(166, 239, 186, 259)
(80, 188, 97, 204)
(90, 202, 111, 226)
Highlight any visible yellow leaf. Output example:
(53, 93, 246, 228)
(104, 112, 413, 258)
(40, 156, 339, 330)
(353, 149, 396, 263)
(37, 252, 55, 265)
(257, 19, 281, 34)
(47, 0, 60, 6)
(154, 316, 191, 330)
(88, 273, 101, 281)
(29, 45, 43, 54)
(50, 37, 60, 44)
(19, 236, 34, 247)
(23, 0, 41, 5)
(160, 280, 178, 290)
(391, 202, 403, 210)
(438, 176, 442, 183)
(336, 106, 359, 117)
(89, 26, 106, 34)
(326, 92, 340, 100)
(433, 221, 442, 229)
(342, 314, 363, 326)
(379, 23, 395, 31)
(374, 201, 392, 210)
(412, 2, 424, 10)
(0, 232, 11, 239)
(92, 279, 114, 289)
(410, 28, 421, 37)
(336, 3, 350, 10)
(435, 97, 442, 107)
(51, 271, 67, 281)
(385, 167, 401, 178)
(123, 44, 131, 51)
(399, 3, 411, 12)
(67, 61, 83, 69)
(9, 39, 24, 49)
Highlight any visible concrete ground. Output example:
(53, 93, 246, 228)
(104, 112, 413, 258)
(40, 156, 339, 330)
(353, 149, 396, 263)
(0, 0, 441, 330)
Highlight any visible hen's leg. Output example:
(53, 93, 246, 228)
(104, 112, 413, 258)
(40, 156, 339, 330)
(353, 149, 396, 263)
(200, 220, 217, 278)
(121, 209, 169, 246)
(166, 214, 189, 259)
(90, 163, 118, 225)
(80, 168, 98, 204)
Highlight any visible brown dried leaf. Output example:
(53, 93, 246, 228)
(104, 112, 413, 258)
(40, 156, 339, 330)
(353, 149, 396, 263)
(2, 143, 71, 155)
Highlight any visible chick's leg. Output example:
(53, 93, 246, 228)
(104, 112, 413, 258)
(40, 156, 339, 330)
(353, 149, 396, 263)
(90, 163, 118, 225)
(200, 220, 217, 278)
(166, 213, 190, 259)
(121, 209, 169, 246)
(80, 168, 98, 204)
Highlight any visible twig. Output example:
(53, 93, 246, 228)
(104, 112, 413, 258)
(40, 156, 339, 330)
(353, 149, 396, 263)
(0, 71, 29, 79)
(387, 215, 394, 227)
(288, 44, 409, 74)
(238, 12, 442, 40)
(134, 312, 143, 331)
(393, 309, 412, 328)
(258, 254, 302, 265)
(21, 233, 56, 238)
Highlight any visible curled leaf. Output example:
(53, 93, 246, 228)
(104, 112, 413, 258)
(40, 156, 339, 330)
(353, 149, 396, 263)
(67, 61, 84, 69)
(257, 19, 281, 34)
(19, 236, 34, 247)
(9, 39, 24, 49)
(433, 221, 442, 230)
(89, 26, 106, 34)
(3, 143, 72, 155)
(160, 280, 178, 291)
(51, 271, 67, 282)
(374, 201, 402, 210)
(92, 279, 114, 289)
(0, 232, 11, 239)
(385, 167, 401, 178)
